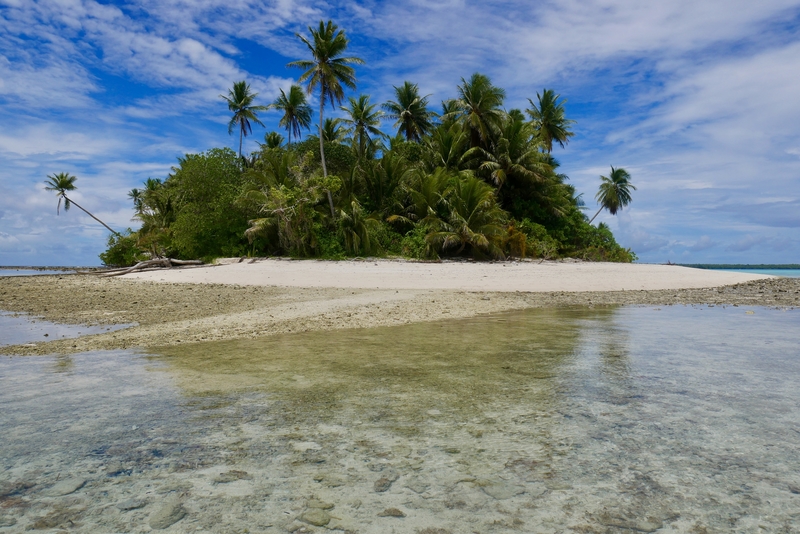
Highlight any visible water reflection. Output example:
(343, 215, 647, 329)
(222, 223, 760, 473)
(1, 306, 799, 533)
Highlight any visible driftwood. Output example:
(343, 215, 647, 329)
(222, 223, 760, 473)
(79, 258, 204, 277)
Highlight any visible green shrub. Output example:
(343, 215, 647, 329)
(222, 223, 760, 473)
(99, 230, 146, 266)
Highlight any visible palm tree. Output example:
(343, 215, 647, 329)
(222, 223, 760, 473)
(288, 20, 364, 217)
(382, 81, 436, 142)
(269, 84, 312, 146)
(221, 80, 268, 157)
(446, 73, 506, 148)
(44, 172, 120, 236)
(321, 117, 348, 143)
(341, 94, 385, 159)
(589, 166, 636, 223)
(427, 174, 507, 259)
(262, 131, 285, 149)
(526, 89, 575, 154)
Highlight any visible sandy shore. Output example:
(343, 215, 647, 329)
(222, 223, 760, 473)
(2, 260, 797, 356)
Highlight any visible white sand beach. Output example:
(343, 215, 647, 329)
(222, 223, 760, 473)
(123, 259, 769, 292)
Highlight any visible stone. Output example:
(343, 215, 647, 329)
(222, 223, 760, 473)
(600, 518, 663, 532)
(46, 478, 85, 496)
(306, 499, 334, 510)
(378, 507, 406, 517)
(116, 498, 147, 511)
(405, 479, 430, 494)
(213, 470, 252, 483)
(373, 473, 399, 493)
(0, 517, 17, 527)
(300, 508, 330, 527)
(148, 495, 186, 530)
(478, 479, 525, 500)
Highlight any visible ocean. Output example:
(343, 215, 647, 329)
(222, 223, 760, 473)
(1, 305, 799, 531)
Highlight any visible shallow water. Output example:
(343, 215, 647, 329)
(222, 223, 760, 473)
(0, 312, 133, 346)
(710, 268, 800, 277)
(1, 306, 799, 533)
(0, 269, 72, 277)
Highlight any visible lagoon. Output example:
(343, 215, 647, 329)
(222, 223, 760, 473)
(1, 306, 799, 532)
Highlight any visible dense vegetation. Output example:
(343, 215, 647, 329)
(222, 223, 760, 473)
(100, 21, 636, 266)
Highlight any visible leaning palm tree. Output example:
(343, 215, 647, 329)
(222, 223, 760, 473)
(341, 94, 385, 159)
(288, 20, 364, 217)
(44, 172, 120, 236)
(589, 166, 636, 223)
(269, 84, 312, 146)
(526, 89, 575, 154)
(221, 80, 268, 157)
(382, 81, 436, 142)
(446, 73, 506, 149)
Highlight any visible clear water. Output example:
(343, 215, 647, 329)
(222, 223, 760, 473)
(1, 306, 799, 533)
(712, 268, 800, 277)
(0, 312, 133, 346)
(0, 269, 72, 277)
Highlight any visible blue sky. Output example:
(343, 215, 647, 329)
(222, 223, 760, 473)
(1, 0, 799, 266)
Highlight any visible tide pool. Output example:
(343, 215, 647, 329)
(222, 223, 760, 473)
(1, 305, 798, 532)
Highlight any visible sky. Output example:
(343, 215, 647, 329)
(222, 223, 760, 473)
(1, 0, 799, 266)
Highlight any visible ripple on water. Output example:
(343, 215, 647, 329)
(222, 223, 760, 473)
(0, 305, 799, 532)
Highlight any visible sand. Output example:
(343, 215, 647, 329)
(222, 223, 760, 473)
(2, 259, 797, 356)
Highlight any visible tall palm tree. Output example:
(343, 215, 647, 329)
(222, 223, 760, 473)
(589, 166, 636, 223)
(341, 94, 385, 159)
(446, 73, 506, 149)
(288, 20, 364, 217)
(526, 89, 575, 154)
(269, 84, 312, 146)
(321, 117, 348, 143)
(221, 80, 268, 157)
(262, 131, 285, 149)
(44, 172, 120, 236)
(382, 81, 436, 142)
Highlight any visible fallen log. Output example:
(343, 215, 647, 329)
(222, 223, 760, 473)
(89, 258, 204, 277)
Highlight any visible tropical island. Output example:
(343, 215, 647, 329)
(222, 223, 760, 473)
(45, 21, 637, 267)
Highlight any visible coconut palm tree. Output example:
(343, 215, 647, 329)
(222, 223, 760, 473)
(341, 94, 385, 159)
(446, 73, 506, 149)
(321, 117, 348, 143)
(589, 166, 636, 223)
(427, 174, 507, 259)
(44, 172, 120, 236)
(288, 20, 364, 217)
(221, 80, 268, 157)
(382, 81, 436, 142)
(526, 89, 575, 154)
(270, 84, 312, 146)
(262, 131, 285, 149)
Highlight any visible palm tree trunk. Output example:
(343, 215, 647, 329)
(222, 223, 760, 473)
(239, 127, 244, 158)
(65, 195, 121, 236)
(588, 206, 603, 224)
(319, 94, 335, 218)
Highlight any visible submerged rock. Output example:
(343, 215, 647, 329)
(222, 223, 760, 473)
(306, 498, 334, 510)
(148, 495, 186, 530)
(378, 507, 406, 517)
(373, 473, 399, 492)
(300, 508, 330, 526)
(0, 517, 17, 527)
(478, 479, 525, 500)
(116, 498, 147, 511)
(213, 470, 252, 483)
(45, 478, 85, 496)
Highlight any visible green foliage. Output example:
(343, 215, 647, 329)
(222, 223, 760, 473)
(99, 229, 146, 266)
(103, 62, 636, 264)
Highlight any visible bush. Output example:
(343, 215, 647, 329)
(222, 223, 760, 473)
(99, 230, 146, 267)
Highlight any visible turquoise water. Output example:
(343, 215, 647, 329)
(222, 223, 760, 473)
(0, 269, 72, 277)
(1, 306, 799, 532)
(712, 268, 800, 277)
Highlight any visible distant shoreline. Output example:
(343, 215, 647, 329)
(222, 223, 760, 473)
(679, 264, 800, 270)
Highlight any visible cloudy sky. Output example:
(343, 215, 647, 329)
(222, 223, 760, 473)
(1, 0, 799, 266)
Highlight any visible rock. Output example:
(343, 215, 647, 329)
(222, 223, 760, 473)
(292, 441, 321, 452)
(116, 498, 147, 511)
(148, 495, 186, 530)
(378, 507, 406, 517)
(600, 517, 663, 532)
(300, 508, 330, 527)
(306, 499, 334, 510)
(0, 517, 17, 527)
(46, 478, 85, 496)
(527, 482, 547, 497)
(373, 473, 399, 492)
(213, 470, 252, 483)
(405, 479, 430, 494)
(478, 479, 525, 500)
(788, 484, 800, 494)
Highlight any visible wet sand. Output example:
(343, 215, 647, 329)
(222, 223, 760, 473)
(1, 260, 797, 356)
